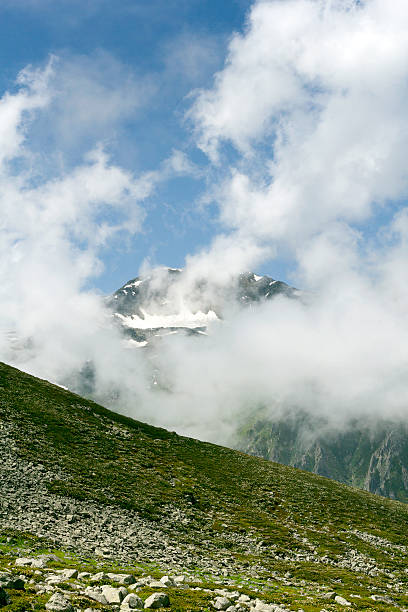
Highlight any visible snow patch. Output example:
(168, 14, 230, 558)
(124, 279, 143, 289)
(116, 308, 219, 330)
(124, 339, 148, 348)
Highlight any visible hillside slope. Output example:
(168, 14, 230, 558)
(1, 362, 408, 611)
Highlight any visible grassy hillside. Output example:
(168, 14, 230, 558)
(1, 361, 408, 611)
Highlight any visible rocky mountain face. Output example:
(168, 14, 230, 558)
(1, 361, 408, 611)
(236, 410, 408, 503)
(106, 267, 296, 346)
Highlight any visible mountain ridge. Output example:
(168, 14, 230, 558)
(103, 268, 408, 506)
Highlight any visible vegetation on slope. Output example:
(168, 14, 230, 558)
(1, 361, 408, 610)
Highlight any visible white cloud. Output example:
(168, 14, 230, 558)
(189, 0, 408, 253)
(0, 59, 163, 389)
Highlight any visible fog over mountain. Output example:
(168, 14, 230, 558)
(2, 0, 408, 457)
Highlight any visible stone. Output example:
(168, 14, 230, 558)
(144, 592, 170, 609)
(160, 576, 175, 587)
(214, 596, 232, 610)
(227, 592, 240, 602)
(78, 572, 91, 580)
(149, 581, 165, 588)
(61, 569, 78, 580)
(321, 592, 336, 600)
(371, 594, 391, 603)
(121, 593, 144, 609)
(101, 585, 128, 604)
(334, 595, 352, 606)
(238, 595, 251, 603)
(84, 586, 108, 605)
(108, 573, 136, 585)
(254, 601, 284, 612)
(90, 572, 110, 583)
(45, 592, 74, 612)
(15, 557, 34, 567)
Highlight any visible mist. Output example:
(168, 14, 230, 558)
(2, 0, 408, 446)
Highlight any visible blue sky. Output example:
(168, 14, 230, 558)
(0, 0, 262, 293)
(1, 0, 405, 299)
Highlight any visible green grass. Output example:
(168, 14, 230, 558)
(1, 361, 408, 610)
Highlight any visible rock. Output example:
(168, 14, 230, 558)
(15, 557, 34, 567)
(108, 573, 136, 585)
(144, 592, 170, 609)
(321, 592, 336, 600)
(61, 569, 78, 580)
(238, 595, 251, 603)
(101, 585, 128, 604)
(16, 555, 58, 568)
(45, 592, 74, 612)
(84, 586, 108, 605)
(129, 582, 145, 590)
(371, 594, 391, 603)
(214, 596, 232, 610)
(334, 595, 352, 606)
(227, 592, 240, 602)
(121, 593, 144, 609)
(90, 572, 110, 583)
(160, 576, 175, 587)
(0, 572, 25, 589)
(0, 587, 10, 608)
(254, 601, 285, 612)
(78, 572, 91, 580)
(174, 575, 186, 584)
(149, 581, 165, 588)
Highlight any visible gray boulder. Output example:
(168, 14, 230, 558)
(101, 585, 128, 604)
(108, 573, 136, 585)
(61, 569, 78, 580)
(15, 557, 35, 567)
(160, 576, 175, 587)
(121, 593, 144, 609)
(84, 586, 108, 605)
(334, 595, 352, 606)
(214, 597, 231, 610)
(89, 572, 110, 583)
(144, 592, 170, 609)
(45, 592, 74, 612)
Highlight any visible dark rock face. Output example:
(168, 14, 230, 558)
(236, 411, 408, 502)
(106, 268, 296, 344)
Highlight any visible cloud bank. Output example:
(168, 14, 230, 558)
(155, 0, 408, 437)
